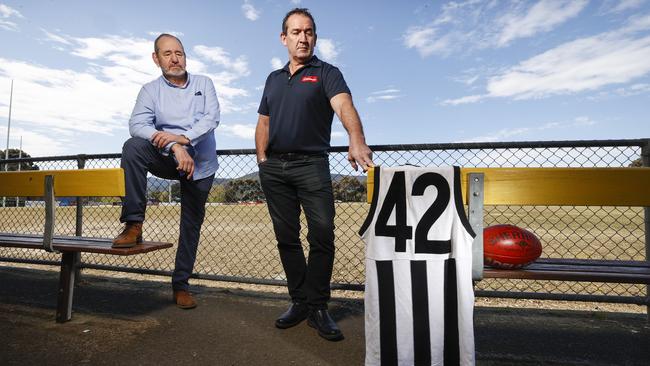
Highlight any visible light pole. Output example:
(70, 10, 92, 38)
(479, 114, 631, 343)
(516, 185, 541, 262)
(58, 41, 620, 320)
(3, 80, 13, 207)
(16, 136, 22, 206)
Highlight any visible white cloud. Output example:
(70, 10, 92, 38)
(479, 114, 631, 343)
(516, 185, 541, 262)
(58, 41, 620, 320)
(600, 0, 647, 14)
(0, 4, 23, 18)
(367, 95, 400, 102)
(317, 38, 340, 63)
(242, 1, 260, 21)
(193, 45, 250, 76)
(572, 116, 597, 126)
(0, 58, 133, 141)
(461, 116, 598, 142)
(68, 35, 159, 85)
(2, 127, 70, 157)
(403, 0, 587, 57)
(0, 19, 17, 31)
(0, 3, 23, 31)
(403, 26, 445, 57)
(453, 74, 480, 86)
(219, 123, 256, 139)
(614, 82, 650, 96)
(441, 94, 485, 106)
(331, 131, 346, 139)
(371, 88, 400, 94)
(621, 13, 650, 33)
(190, 46, 252, 111)
(41, 29, 71, 45)
(487, 35, 650, 99)
(0, 31, 255, 156)
(366, 88, 402, 103)
(147, 31, 184, 37)
(270, 57, 284, 70)
(463, 127, 532, 143)
(290, 0, 302, 4)
(444, 16, 650, 104)
(497, 0, 588, 47)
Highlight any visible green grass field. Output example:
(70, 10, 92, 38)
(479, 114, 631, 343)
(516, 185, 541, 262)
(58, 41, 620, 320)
(0, 203, 646, 298)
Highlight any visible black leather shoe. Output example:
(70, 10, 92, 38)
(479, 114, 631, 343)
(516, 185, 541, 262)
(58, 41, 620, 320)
(307, 309, 344, 341)
(275, 303, 309, 329)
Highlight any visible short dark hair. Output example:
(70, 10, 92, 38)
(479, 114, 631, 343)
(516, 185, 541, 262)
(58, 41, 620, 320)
(282, 8, 316, 35)
(154, 33, 184, 54)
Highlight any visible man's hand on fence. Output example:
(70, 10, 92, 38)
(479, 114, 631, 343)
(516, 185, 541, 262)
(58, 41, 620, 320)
(348, 140, 374, 172)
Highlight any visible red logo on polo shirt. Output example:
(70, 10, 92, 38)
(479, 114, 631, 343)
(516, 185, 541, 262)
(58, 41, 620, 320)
(301, 75, 319, 83)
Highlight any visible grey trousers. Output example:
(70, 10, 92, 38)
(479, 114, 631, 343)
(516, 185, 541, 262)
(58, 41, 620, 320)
(119, 137, 213, 291)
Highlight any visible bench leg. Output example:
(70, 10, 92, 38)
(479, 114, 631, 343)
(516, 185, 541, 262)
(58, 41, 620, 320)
(56, 252, 79, 323)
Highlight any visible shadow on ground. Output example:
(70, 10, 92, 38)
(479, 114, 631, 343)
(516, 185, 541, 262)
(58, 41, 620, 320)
(1, 266, 649, 365)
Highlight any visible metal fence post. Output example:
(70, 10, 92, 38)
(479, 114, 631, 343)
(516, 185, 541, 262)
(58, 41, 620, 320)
(75, 155, 86, 236)
(74, 155, 86, 283)
(642, 139, 650, 319)
(468, 173, 485, 282)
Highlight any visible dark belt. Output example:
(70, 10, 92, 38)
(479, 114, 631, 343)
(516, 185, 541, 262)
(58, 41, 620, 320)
(268, 151, 327, 161)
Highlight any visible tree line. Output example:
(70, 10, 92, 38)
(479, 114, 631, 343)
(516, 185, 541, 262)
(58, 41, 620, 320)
(147, 176, 367, 204)
(0, 149, 39, 171)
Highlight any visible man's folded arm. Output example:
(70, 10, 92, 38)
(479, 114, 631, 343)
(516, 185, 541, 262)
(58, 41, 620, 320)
(128, 87, 158, 140)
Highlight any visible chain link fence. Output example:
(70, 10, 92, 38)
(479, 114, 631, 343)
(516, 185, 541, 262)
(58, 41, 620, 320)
(1, 139, 649, 304)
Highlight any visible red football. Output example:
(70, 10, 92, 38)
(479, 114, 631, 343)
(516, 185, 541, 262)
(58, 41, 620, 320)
(483, 224, 542, 269)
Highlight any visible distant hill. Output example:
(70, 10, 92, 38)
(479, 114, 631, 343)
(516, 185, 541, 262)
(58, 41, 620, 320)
(147, 176, 229, 192)
(216, 172, 367, 184)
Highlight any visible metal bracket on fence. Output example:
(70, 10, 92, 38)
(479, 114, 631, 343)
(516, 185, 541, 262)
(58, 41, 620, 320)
(75, 156, 86, 237)
(43, 175, 58, 253)
(468, 173, 484, 281)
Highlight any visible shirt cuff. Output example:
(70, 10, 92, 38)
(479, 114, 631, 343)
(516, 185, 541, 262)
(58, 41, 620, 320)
(161, 141, 177, 156)
(183, 130, 199, 144)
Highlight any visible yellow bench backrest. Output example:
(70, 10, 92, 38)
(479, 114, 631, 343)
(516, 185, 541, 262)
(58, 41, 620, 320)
(367, 167, 650, 206)
(0, 168, 126, 197)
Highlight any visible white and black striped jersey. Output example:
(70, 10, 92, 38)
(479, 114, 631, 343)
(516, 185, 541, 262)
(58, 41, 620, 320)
(359, 166, 476, 366)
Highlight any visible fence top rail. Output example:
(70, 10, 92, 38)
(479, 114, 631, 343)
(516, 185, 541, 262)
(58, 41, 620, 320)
(1, 138, 648, 163)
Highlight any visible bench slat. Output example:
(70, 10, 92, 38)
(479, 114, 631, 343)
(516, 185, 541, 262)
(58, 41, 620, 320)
(460, 167, 650, 206)
(0, 233, 171, 255)
(534, 258, 650, 268)
(485, 269, 650, 284)
(366, 167, 650, 206)
(0, 169, 126, 197)
(484, 258, 650, 284)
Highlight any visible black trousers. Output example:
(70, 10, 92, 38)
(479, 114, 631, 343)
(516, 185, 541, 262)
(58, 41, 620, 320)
(119, 137, 213, 291)
(258, 154, 335, 309)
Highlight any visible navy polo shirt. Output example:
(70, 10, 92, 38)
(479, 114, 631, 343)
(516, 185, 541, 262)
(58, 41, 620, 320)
(258, 56, 350, 153)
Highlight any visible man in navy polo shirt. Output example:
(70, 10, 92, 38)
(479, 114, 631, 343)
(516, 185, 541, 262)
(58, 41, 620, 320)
(255, 8, 373, 341)
(112, 34, 220, 310)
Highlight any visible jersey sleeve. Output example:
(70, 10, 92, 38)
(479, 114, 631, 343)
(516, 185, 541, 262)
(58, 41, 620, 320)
(323, 65, 351, 100)
(257, 74, 272, 116)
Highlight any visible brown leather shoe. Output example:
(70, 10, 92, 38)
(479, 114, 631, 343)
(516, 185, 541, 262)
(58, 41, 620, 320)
(173, 290, 197, 309)
(112, 222, 143, 248)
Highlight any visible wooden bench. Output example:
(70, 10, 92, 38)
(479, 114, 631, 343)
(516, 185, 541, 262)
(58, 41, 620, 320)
(0, 169, 172, 322)
(367, 167, 650, 308)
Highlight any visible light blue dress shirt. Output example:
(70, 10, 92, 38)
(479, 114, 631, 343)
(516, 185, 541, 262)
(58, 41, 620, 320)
(129, 73, 220, 180)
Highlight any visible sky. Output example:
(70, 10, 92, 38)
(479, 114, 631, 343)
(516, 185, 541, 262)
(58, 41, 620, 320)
(0, 0, 649, 157)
